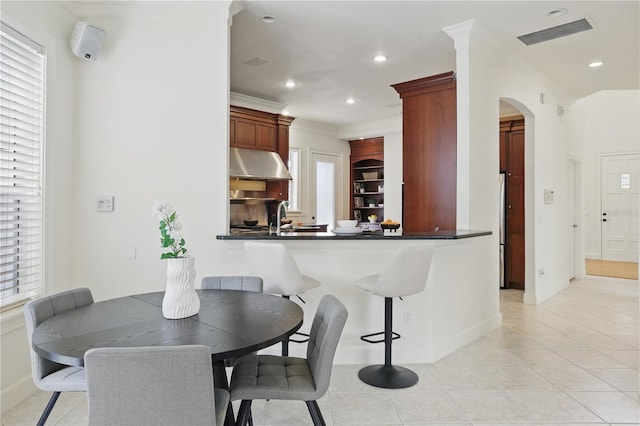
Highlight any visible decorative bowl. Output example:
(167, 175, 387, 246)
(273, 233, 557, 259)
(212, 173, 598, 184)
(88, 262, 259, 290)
(244, 220, 258, 227)
(337, 220, 357, 228)
(380, 223, 401, 230)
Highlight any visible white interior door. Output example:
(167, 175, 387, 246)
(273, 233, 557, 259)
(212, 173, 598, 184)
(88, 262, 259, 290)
(310, 152, 342, 231)
(601, 153, 639, 262)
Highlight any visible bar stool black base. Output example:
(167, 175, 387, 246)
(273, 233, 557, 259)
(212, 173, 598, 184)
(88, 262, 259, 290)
(358, 364, 419, 389)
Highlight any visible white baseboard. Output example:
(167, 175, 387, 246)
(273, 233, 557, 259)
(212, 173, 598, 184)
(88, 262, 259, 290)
(1, 374, 36, 414)
(524, 278, 569, 304)
(432, 313, 502, 363)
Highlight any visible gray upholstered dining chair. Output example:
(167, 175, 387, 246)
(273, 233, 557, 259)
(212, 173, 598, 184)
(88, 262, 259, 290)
(201, 275, 263, 292)
(201, 276, 263, 426)
(23, 288, 94, 426)
(84, 345, 229, 426)
(201, 275, 263, 365)
(230, 294, 348, 426)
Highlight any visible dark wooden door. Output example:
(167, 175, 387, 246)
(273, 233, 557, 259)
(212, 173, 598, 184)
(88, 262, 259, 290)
(506, 129, 525, 289)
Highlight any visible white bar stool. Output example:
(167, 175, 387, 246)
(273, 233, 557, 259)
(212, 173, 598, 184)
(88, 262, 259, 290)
(244, 241, 321, 356)
(354, 244, 435, 389)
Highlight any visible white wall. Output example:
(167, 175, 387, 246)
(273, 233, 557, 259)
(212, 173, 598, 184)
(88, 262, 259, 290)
(1, 1, 78, 411)
(70, 3, 232, 302)
(446, 20, 579, 304)
(575, 90, 640, 259)
(0, 0, 233, 412)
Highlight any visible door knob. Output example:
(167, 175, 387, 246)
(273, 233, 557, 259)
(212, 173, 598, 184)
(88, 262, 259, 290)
(573, 224, 578, 228)
(508, 205, 512, 209)
(602, 218, 608, 222)
(602, 212, 607, 216)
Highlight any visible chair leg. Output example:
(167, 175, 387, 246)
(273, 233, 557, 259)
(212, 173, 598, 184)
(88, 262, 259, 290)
(225, 401, 236, 426)
(236, 400, 253, 426)
(37, 391, 61, 426)
(305, 400, 326, 426)
(357, 297, 419, 389)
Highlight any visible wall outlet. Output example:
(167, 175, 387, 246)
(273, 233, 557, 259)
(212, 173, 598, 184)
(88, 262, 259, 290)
(403, 312, 414, 326)
(538, 268, 545, 276)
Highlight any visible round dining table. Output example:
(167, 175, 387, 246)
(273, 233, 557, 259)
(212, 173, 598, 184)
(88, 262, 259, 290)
(31, 289, 304, 426)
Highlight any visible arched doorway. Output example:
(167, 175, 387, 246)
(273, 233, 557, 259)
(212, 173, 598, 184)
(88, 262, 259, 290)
(499, 99, 535, 300)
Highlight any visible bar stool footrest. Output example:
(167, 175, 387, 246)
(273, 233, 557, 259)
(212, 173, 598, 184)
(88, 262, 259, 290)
(360, 330, 400, 344)
(358, 364, 418, 389)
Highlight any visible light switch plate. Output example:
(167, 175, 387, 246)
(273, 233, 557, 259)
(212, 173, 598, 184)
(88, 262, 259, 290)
(96, 195, 114, 212)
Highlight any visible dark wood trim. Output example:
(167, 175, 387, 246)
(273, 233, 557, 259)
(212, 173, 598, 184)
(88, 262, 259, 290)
(500, 118, 525, 132)
(391, 71, 456, 99)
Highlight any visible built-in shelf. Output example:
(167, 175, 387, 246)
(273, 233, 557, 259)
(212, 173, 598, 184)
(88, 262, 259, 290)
(349, 137, 384, 223)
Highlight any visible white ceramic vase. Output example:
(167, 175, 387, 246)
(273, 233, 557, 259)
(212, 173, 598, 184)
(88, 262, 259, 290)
(162, 257, 200, 319)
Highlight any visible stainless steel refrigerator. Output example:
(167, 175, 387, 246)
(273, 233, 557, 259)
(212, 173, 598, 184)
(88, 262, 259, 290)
(499, 173, 506, 288)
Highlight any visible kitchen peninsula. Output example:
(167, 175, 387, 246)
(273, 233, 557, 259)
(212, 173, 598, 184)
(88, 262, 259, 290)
(217, 229, 490, 240)
(221, 72, 498, 366)
(215, 230, 498, 366)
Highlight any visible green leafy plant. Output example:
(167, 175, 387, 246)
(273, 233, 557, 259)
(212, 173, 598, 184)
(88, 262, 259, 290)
(152, 201, 188, 259)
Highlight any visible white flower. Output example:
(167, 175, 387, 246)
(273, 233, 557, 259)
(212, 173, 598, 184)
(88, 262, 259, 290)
(152, 200, 174, 219)
(168, 229, 183, 242)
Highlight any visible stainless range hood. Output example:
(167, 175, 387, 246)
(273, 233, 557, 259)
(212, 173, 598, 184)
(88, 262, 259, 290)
(229, 147, 292, 181)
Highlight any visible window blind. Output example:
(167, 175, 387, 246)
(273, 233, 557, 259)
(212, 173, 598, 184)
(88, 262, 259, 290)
(0, 23, 45, 309)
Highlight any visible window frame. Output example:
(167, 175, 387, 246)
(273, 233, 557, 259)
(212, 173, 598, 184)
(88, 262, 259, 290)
(287, 147, 301, 212)
(0, 22, 46, 310)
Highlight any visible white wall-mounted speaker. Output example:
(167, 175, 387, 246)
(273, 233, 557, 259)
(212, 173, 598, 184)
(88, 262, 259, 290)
(70, 21, 106, 61)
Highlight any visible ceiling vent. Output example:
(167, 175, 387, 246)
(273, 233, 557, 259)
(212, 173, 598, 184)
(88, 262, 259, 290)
(244, 56, 271, 67)
(517, 18, 593, 46)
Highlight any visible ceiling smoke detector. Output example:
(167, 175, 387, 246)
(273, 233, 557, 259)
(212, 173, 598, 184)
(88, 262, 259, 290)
(244, 56, 271, 67)
(261, 15, 276, 24)
(517, 18, 593, 46)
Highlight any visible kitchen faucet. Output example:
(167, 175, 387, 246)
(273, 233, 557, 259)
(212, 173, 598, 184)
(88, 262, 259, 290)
(275, 200, 288, 236)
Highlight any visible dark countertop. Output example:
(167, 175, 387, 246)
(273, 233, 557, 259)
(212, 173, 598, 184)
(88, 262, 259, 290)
(216, 229, 491, 240)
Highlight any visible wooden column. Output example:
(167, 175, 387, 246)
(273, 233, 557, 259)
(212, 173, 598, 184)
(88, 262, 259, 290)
(392, 72, 457, 232)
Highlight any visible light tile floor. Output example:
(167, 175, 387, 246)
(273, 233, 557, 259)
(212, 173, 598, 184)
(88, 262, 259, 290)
(3, 275, 638, 425)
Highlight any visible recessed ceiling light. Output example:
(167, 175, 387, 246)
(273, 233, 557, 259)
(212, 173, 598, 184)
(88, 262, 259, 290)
(374, 55, 387, 62)
(346, 97, 355, 104)
(589, 61, 604, 68)
(285, 80, 296, 88)
(260, 15, 276, 24)
(547, 8, 567, 18)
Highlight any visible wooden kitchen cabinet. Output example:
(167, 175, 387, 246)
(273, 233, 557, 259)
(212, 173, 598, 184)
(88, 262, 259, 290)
(349, 138, 384, 223)
(392, 71, 457, 232)
(230, 106, 280, 151)
(229, 106, 294, 201)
